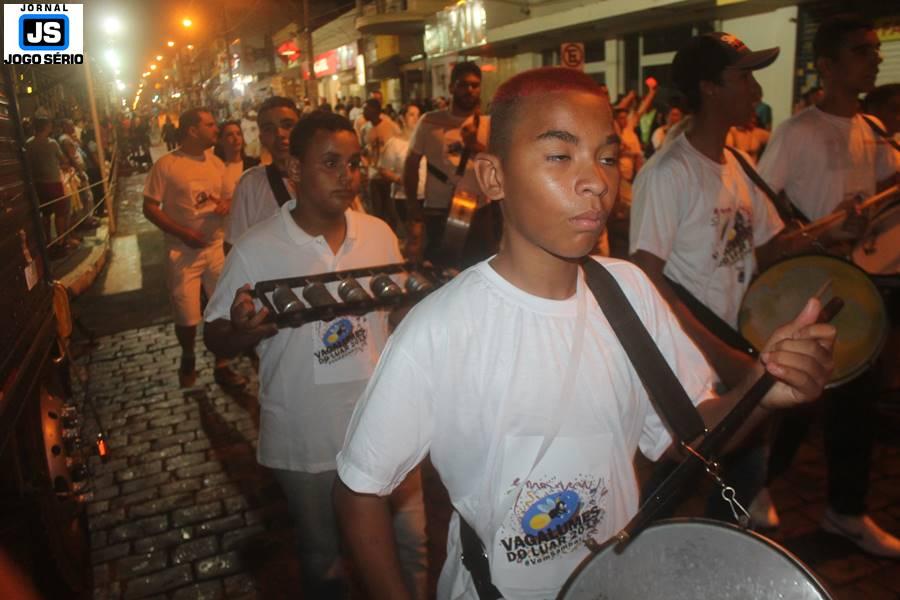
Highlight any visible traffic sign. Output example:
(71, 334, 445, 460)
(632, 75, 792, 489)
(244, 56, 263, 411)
(561, 42, 585, 71)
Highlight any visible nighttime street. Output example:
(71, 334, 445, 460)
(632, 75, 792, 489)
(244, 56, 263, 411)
(1, 0, 899, 599)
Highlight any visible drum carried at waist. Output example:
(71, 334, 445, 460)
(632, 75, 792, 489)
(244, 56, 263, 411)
(852, 200, 900, 277)
(558, 518, 831, 599)
(738, 254, 887, 387)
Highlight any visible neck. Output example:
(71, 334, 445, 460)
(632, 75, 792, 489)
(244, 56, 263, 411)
(490, 227, 579, 300)
(291, 200, 347, 254)
(685, 110, 731, 163)
(450, 102, 475, 118)
(225, 150, 241, 163)
(817, 85, 861, 118)
(180, 141, 206, 157)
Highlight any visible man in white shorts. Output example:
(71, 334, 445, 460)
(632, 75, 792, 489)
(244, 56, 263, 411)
(143, 107, 245, 389)
(204, 111, 427, 599)
(756, 14, 900, 557)
(226, 97, 300, 251)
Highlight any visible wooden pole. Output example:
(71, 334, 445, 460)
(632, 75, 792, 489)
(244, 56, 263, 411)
(83, 59, 114, 234)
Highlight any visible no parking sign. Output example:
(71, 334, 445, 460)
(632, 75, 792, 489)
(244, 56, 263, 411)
(560, 43, 585, 71)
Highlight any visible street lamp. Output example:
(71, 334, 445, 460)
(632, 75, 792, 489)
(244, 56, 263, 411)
(187, 44, 194, 50)
(155, 55, 163, 61)
(150, 64, 157, 71)
(102, 16, 122, 35)
(167, 40, 175, 48)
(182, 18, 193, 28)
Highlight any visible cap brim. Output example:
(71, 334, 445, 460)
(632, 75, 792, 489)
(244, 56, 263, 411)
(733, 47, 780, 70)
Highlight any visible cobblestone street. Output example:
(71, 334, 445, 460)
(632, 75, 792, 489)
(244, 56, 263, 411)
(67, 147, 900, 599)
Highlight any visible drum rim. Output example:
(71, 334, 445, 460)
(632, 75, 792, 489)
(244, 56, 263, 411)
(738, 253, 888, 387)
(557, 517, 833, 600)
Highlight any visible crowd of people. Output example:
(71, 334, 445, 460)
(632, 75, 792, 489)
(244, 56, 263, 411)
(81, 11, 899, 599)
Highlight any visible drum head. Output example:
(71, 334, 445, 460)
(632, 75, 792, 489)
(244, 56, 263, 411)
(852, 203, 900, 275)
(739, 255, 887, 386)
(559, 519, 831, 600)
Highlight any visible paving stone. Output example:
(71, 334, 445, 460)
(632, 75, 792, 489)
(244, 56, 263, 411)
(91, 542, 131, 565)
(93, 562, 110, 586)
(158, 478, 203, 498)
(91, 582, 121, 600)
(195, 550, 243, 580)
(174, 461, 222, 480)
(184, 438, 212, 453)
(129, 494, 193, 518)
(114, 487, 159, 508)
(194, 483, 241, 505)
(221, 525, 266, 551)
(171, 501, 223, 528)
(130, 427, 174, 444)
(151, 431, 196, 450)
(141, 444, 185, 463)
(122, 564, 193, 599)
(120, 471, 171, 495)
(90, 484, 121, 502)
(175, 418, 203, 433)
(223, 573, 258, 596)
(171, 536, 219, 565)
(89, 508, 127, 531)
(116, 550, 168, 578)
(87, 500, 110, 517)
(116, 441, 152, 459)
(195, 514, 244, 536)
(109, 515, 169, 543)
(165, 451, 206, 471)
(133, 528, 194, 553)
(171, 581, 224, 600)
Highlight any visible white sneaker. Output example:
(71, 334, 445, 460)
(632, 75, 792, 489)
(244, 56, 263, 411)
(749, 487, 780, 529)
(821, 508, 900, 558)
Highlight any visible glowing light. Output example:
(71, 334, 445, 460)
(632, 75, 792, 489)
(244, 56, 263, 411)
(102, 16, 122, 35)
(167, 40, 175, 48)
(164, 75, 170, 80)
(187, 44, 194, 50)
(155, 55, 163, 61)
(150, 64, 157, 71)
(115, 80, 126, 91)
(104, 49, 120, 70)
(182, 18, 193, 28)
(26, 86, 33, 94)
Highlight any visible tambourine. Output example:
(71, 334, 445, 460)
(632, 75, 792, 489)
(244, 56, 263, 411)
(250, 262, 457, 328)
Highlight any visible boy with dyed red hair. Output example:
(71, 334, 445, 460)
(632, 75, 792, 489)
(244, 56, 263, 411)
(334, 67, 835, 599)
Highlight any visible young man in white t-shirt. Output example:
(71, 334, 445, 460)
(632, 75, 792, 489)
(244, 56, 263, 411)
(403, 62, 492, 263)
(142, 108, 244, 389)
(225, 97, 300, 251)
(334, 67, 835, 600)
(756, 14, 900, 558)
(203, 112, 427, 599)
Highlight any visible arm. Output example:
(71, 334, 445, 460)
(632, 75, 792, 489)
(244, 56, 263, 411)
(142, 196, 208, 248)
(203, 284, 277, 357)
(403, 151, 425, 257)
(615, 90, 636, 110)
(634, 81, 658, 120)
(333, 480, 412, 600)
(631, 250, 756, 388)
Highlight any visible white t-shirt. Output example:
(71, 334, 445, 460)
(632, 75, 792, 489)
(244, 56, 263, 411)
(226, 164, 295, 244)
(143, 150, 226, 249)
(337, 258, 714, 600)
(222, 160, 244, 199)
(758, 107, 899, 221)
(630, 134, 784, 328)
(408, 109, 490, 209)
(379, 135, 426, 200)
(205, 201, 403, 473)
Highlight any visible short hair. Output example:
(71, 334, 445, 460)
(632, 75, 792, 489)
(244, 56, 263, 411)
(488, 67, 607, 160)
(364, 98, 381, 111)
(814, 14, 874, 61)
(451, 61, 482, 84)
(289, 110, 356, 160)
(864, 83, 900, 113)
(32, 117, 51, 133)
(257, 96, 299, 120)
(177, 107, 211, 139)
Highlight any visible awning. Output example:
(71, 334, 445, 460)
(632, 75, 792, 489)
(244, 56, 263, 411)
(367, 55, 407, 81)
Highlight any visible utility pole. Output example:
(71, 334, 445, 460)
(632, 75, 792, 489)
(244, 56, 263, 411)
(222, 10, 234, 116)
(83, 60, 115, 233)
(300, 0, 317, 105)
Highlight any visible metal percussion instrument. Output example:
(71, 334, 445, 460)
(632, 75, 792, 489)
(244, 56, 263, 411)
(250, 262, 452, 329)
(337, 277, 371, 302)
(559, 519, 831, 600)
(370, 273, 403, 298)
(852, 202, 900, 276)
(739, 254, 886, 386)
(272, 284, 304, 313)
(302, 281, 338, 307)
(405, 271, 434, 293)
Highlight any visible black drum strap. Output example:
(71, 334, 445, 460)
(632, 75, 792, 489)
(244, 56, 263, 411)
(862, 114, 900, 152)
(725, 146, 809, 224)
(265, 164, 293, 207)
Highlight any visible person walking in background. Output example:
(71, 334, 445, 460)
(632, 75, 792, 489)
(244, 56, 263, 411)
(214, 120, 260, 203)
(162, 115, 178, 152)
(378, 103, 427, 238)
(26, 117, 77, 258)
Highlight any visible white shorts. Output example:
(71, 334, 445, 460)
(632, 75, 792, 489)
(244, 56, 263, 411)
(166, 242, 225, 326)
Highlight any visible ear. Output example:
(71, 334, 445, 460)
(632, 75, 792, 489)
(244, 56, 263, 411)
(285, 156, 302, 183)
(473, 152, 505, 202)
(698, 79, 718, 101)
(814, 56, 830, 81)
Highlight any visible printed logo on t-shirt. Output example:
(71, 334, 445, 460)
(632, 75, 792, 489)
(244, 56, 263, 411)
(194, 190, 211, 209)
(315, 317, 369, 365)
(711, 206, 753, 282)
(499, 474, 606, 567)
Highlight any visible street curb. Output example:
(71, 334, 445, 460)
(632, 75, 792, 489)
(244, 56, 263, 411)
(60, 221, 111, 296)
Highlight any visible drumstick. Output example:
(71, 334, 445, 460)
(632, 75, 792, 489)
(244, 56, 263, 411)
(812, 278, 832, 304)
(790, 183, 900, 238)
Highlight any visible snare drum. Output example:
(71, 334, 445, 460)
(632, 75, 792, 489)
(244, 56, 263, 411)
(852, 203, 900, 275)
(738, 255, 887, 387)
(558, 519, 831, 599)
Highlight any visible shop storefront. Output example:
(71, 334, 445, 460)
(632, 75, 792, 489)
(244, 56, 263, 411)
(314, 43, 364, 107)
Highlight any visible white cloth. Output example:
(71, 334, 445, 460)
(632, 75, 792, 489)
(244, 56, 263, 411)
(758, 107, 899, 221)
(143, 150, 226, 250)
(205, 200, 403, 473)
(226, 164, 295, 244)
(630, 134, 784, 328)
(408, 110, 490, 209)
(222, 160, 244, 200)
(337, 258, 714, 600)
(379, 135, 426, 199)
